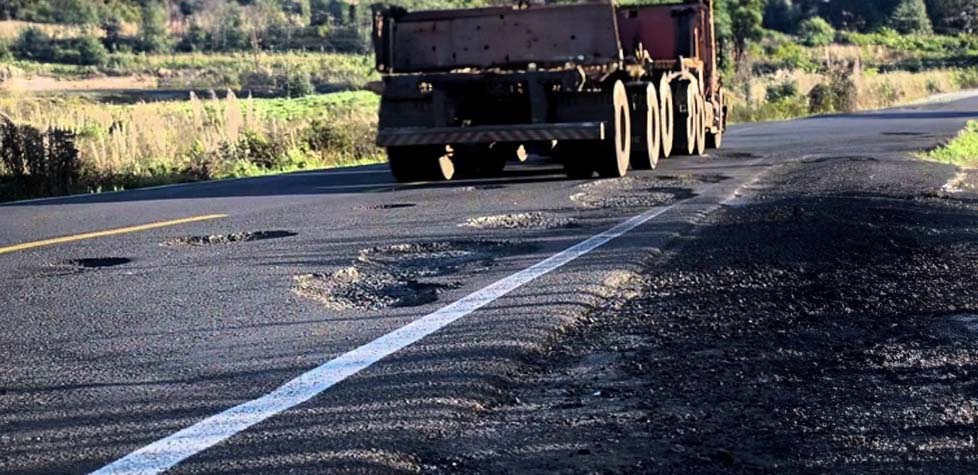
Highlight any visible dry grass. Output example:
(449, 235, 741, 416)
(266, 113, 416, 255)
(729, 68, 967, 123)
(0, 20, 138, 40)
(0, 20, 100, 39)
(0, 91, 382, 193)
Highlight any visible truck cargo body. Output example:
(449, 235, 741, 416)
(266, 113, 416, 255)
(373, 0, 725, 182)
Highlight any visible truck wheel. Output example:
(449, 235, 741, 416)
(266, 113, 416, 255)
(556, 142, 595, 179)
(671, 81, 696, 156)
(630, 82, 662, 170)
(454, 143, 513, 178)
(706, 92, 725, 149)
(706, 127, 724, 149)
(595, 80, 631, 178)
(659, 77, 674, 159)
(694, 93, 707, 156)
(387, 145, 454, 183)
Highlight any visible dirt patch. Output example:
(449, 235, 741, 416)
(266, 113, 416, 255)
(461, 212, 574, 230)
(294, 240, 520, 311)
(2, 75, 158, 92)
(571, 176, 699, 209)
(165, 230, 297, 246)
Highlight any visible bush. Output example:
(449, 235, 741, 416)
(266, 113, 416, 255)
(766, 41, 817, 72)
(766, 80, 799, 102)
(0, 40, 11, 62)
(14, 28, 54, 62)
(955, 68, 978, 89)
(13, 29, 108, 66)
(285, 71, 315, 98)
(798, 17, 835, 47)
(66, 36, 109, 66)
(808, 71, 858, 114)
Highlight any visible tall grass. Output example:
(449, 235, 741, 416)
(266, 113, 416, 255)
(0, 91, 382, 195)
(729, 68, 975, 123)
(5, 52, 377, 92)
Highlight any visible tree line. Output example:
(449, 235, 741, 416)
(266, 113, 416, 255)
(0, 0, 975, 61)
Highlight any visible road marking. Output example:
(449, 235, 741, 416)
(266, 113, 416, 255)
(90, 200, 684, 475)
(0, 215, 227, 255)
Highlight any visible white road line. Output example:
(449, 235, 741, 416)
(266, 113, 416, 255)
(91, 198, 682, 475)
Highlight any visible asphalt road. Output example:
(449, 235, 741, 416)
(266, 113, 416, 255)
(2, 94, 978, 475)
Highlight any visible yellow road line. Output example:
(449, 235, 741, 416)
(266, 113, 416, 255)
(0, 214, 228, 255)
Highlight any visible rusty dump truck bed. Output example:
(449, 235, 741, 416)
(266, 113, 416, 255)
(374, 2, 621, 72)
(373, 1, 725, 182)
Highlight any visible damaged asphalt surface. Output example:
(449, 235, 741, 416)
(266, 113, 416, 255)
(2, 96, 978, 474)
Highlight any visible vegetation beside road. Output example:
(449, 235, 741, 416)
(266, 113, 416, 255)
(922, 120, 978, 167)
(0, 91, 382, 201)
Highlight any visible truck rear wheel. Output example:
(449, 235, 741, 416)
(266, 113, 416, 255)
(387, 145, 454, 183)
(694, 93, 707, 156)
(595, 80, 632, 178)
(559, 147, 595, 179)
(659, 77, 674, 159)
(630, 82, 662, 170)
(671, 80, 696, 156)
(706, 92, 725, 149)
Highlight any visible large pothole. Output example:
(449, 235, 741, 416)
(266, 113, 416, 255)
(165, 230, 297, 246)
(16, 257, 133, 278)
(571, 175, 703, 209)
(461, 212, 575, 230)
(294, 240, 520, 311)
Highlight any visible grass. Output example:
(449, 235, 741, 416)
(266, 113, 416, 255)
(921, 121, 978, 167)
(0, 90, 383, 200)
(4, 52, 378, 92)
(728, 67, 976, 124)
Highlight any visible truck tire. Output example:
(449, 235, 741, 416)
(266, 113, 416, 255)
(671, 81, 696, 156)
(694, 93, 707, 156)
(556, 142, 595, 179)
(659, 77, 674, 159)
(706, 92, 725, 149)
(454, 143, 516, 178)
(595, 80, 632, 178)
(630, 82, 662, 170)
(387, 145, 455, 183)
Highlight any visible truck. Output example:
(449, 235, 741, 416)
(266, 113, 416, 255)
(372, 0, 725, 182)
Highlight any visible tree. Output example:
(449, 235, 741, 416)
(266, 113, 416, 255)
(926, 0, 978, 33)
(763, 0, 801, 32)
(139, 0, 172, 53)
(798, 16, 835, 46)
(890, 0, 934, 33)
(102, 15, 125, 52)
(730, 0, 764, 63)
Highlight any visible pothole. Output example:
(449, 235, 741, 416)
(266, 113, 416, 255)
(18, 257, 133, 278)
(571, 177, 697, 209)
(722, 151, 759, 159)
(70, 258, 131, 268)
(294, 240, 523, 311)
(461, 212, 575, 230)
(371, 203, 416, 209)
(882, 131, 924, 136)
(165, 230, 297, 246)
(803, 155, 879, 164)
